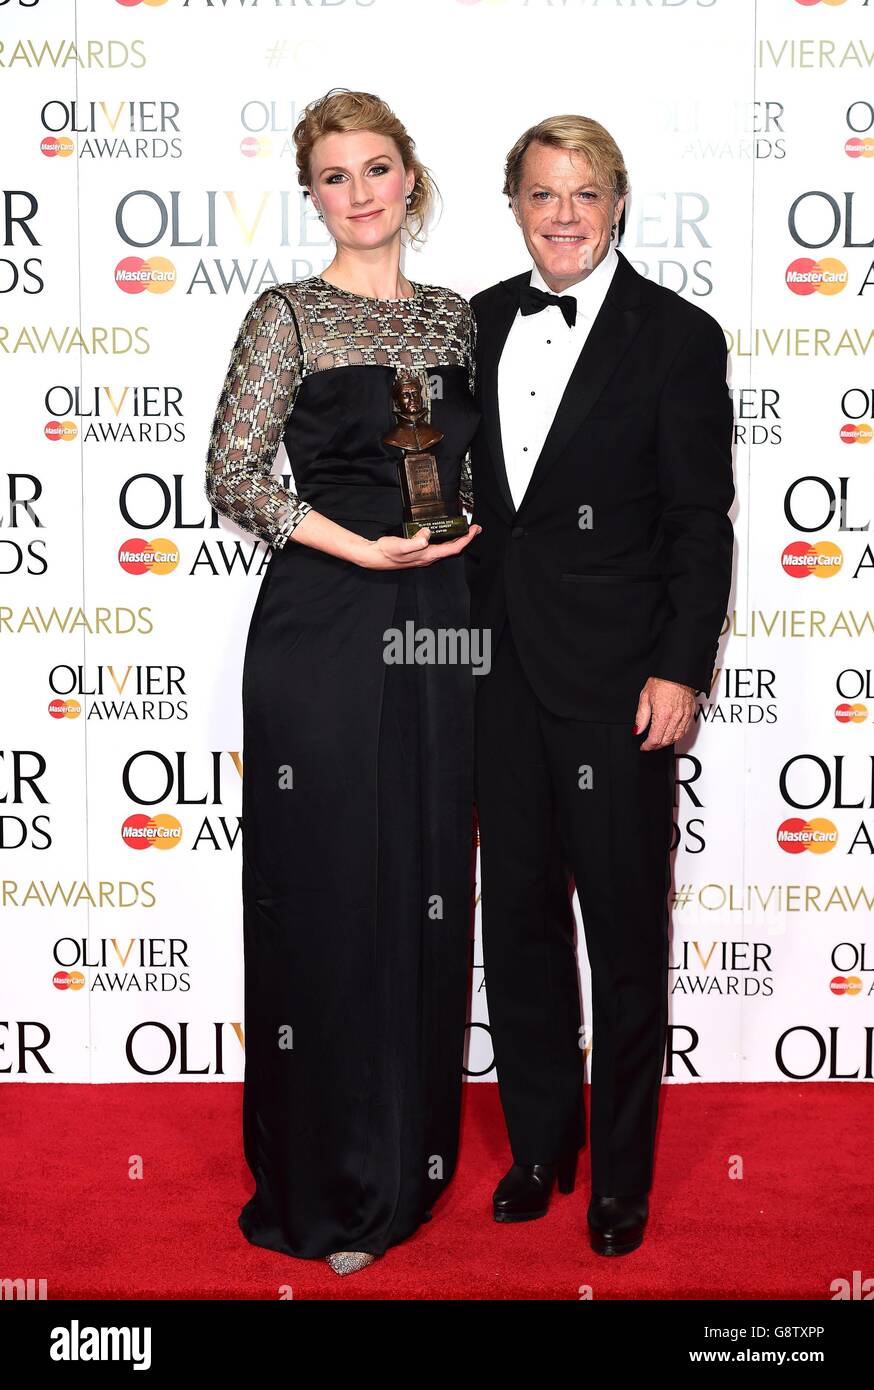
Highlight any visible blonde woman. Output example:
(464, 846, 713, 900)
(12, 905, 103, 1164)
(205, 90, 480, 1276)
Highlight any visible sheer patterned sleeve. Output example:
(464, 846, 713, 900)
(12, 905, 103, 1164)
(459, 294, 476, 514)
(205, 288, 311, 551)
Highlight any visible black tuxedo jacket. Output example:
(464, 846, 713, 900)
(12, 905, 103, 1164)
(466, 248, 735, 724)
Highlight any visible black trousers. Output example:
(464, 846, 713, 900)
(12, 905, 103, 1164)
(474, 618, 674, 1197)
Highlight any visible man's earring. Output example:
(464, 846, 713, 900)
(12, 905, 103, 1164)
(610, 223, 617, 241)
(316, 208, 324, 222)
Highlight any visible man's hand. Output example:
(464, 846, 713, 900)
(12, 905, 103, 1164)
(633, 676, 697, 751)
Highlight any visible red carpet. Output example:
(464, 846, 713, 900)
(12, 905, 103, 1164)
(2, 1081, 868, 1300)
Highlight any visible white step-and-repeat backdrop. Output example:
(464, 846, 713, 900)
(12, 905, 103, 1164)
(2, 0, 872, 1085)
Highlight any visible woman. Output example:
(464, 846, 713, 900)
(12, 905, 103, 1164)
(204, 89, 480, 1276)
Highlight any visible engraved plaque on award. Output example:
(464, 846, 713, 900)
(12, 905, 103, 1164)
(382, 370, 469, 542)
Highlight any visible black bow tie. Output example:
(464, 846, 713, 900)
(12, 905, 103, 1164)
(520, 282, 577, 328)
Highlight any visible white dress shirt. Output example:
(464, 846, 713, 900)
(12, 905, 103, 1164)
(497, 244, 619, 510)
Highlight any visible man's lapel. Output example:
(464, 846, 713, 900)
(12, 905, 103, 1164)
(478, 273, 527, 519)
(483, 251, 652, 520)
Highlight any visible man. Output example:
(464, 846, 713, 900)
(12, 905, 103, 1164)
(467, 116, 734, 1256)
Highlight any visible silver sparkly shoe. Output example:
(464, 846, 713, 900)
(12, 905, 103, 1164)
(325, 1251, 377, 1276)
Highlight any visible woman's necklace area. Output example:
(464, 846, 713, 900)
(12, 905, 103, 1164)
(318, 268, 415, 302)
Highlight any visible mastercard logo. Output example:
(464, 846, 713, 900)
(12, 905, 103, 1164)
(241, 137, 272, 159)
(846, 137, 874, 159)
(49, 698, 81, 721)
(794, 0, 848, 6)
(53, 970, 86, 991)
(835, 702, 868, 724)
(40, 135, 74, 158)
(839, 422, 872, 444)
(122, 813, 183, 850)
(830, 976, 862, 996)
(781, 541, 843, 578)
(777, 818, 838, 854)
(785, 258, 848, 296)
(45, 419, 78, 443)
(118, 538, 180, 575)
(115, 256, 176, 295)
(115, 1, 170, 8)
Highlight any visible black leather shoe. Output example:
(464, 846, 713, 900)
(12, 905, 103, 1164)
(492, 1152, 577, 1223)
(587, 1193, 649, 1255)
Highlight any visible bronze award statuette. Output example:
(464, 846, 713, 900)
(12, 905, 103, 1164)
(383, 370, 469, 542)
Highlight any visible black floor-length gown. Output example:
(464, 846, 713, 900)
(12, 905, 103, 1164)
(205, 276, 479, 1259)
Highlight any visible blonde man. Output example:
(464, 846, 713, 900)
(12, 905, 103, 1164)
(467, 116, 734, 1255)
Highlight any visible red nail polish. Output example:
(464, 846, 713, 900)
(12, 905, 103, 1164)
(632, 725, 639, 734)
